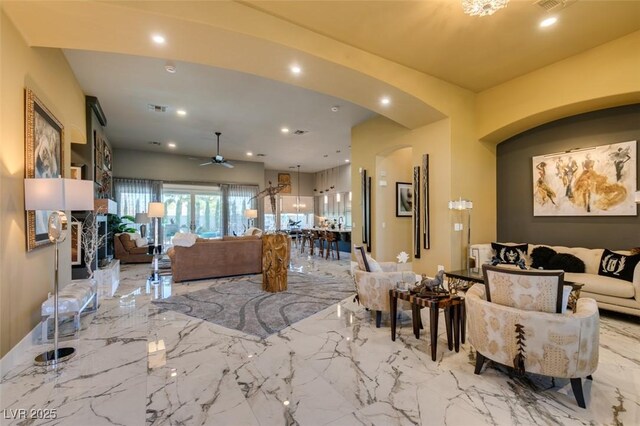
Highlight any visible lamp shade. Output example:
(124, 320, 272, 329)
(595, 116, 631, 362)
(135, 213, 150, 223)
(244, 209, 258, 219)
(24, 178, 94, 211)
(148, 202, 165, 218)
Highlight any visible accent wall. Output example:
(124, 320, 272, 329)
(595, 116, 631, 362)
(497, 104, 640, 249)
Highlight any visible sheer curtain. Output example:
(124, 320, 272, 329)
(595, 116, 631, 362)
(225, 184, 258, 235)
(114, 178, 163, 239)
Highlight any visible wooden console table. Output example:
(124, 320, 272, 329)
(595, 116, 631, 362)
(389, 289, 465, 361)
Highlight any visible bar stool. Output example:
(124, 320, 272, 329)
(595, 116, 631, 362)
(300, 230, 316, 256)
(323, 231, 340, 260)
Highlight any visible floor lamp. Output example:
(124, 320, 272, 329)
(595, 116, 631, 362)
(448, 197, 473, 270)
(24, 178, 94, 367)
(148, 202, 165, 280)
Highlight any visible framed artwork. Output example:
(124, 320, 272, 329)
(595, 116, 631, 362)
(532, 140, 637, 216)
(422, 154, 430, 249)
(278, 173, 291, 193)
(104, 143, 112, 171)
(70, 165, 82, 180)
(396, 182, 412, 217)
(413, 167, 421, 258)
(24, 88, 64, 251)
(71, 221, 82, 265)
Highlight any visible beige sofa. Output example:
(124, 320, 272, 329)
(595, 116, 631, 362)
(470, 243, 640, 317)
(167, 236, 262, 282)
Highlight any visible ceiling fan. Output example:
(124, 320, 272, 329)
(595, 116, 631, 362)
(200, 131, 234, 168)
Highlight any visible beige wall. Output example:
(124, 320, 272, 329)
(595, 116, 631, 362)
(477, 30, 640, 144)
(264, 169, 315, 196)
(113, 148, 265, 189)
(352, 116, 458, 274)
(374, 147, 412, 261)
(0, 11, 86, 357)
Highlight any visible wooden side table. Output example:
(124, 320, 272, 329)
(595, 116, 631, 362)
(389, 289, 465, 361)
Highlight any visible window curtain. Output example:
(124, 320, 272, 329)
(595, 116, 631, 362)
(225, 184, 258, 235)
(114, 178, 163, 241)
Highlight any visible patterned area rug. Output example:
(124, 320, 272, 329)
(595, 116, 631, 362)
(152, 272, 355, 338)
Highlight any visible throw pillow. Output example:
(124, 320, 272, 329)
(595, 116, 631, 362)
(135, 237, 148, 248)
(491, 242, 528, 264)
(598, 249, 640, 282)
(172, 232, 197, 247)
(367, 256, 383, 272)
(530, 246, 557, 269)
(547, 253, 586, 273)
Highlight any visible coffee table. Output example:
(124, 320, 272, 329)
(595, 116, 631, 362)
(389, 289, 465, 361)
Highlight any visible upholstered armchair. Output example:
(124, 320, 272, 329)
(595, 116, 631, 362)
(466, 265, 599, 408)
(353, 246, 417, 327)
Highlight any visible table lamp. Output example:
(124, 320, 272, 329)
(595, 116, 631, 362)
(135, 212, 150, 238)
(24, 177, 94, 367)
(244, 209, 258, 228)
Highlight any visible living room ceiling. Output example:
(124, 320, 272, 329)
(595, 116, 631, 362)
(64, 50, 374, 173)
(244, 0, 640, 91)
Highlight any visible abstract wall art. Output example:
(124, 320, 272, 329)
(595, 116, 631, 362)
(532, 140, 637, 216)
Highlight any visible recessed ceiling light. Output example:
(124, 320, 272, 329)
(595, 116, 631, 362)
(283, 400, 290, 406)
(246, 152, 253, 156)
(168, 142, 176, 149)
(345, 159, 350, 163)
(151, 34, 166, 44)
(176, 109, 187, 116)
(380, 97, 391, 106)
(540, 16, 558, 27)
(290, 65, 302, 75)
(331, 106, 340, 112)
(165, 63, 176, 73)
(281, 127, 290, 134)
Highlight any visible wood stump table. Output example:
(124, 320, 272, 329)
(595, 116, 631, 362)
(262, 233, 291, 293)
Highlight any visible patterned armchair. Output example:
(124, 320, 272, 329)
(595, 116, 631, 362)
(466, 265, 599, 408)
(353, 246, 417, 327)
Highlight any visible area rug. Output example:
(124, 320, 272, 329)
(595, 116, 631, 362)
(152, 272, 355, 338)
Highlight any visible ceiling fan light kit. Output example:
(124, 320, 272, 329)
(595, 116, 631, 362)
(200, 131, 235, 168)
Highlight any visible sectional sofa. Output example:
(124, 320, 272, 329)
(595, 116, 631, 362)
(470, 243, 640, 317)
(167, 236, 262, 282)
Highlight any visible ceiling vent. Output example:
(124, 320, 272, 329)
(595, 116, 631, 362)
(534, 0, 575, 11)
(148, 141, 162, 146)
(256, 153, 267, 157)
(147, 104, 167, 113)
(293, 130, 308, 136)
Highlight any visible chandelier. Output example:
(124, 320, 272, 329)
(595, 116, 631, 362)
(461, 0, 509, 16)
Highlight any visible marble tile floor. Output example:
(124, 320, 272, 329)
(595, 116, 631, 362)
(1, 251, 639, 426)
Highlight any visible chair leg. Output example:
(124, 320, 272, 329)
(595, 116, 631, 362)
(570, 378, 587, 408)
(375, 310, 382, 328)
(474, 352, 486, 375)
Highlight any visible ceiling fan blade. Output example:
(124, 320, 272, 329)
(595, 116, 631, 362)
(222, 161, 234, 169)
(199, 161, 213, 166)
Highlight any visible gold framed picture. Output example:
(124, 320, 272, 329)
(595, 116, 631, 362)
(24, 88, 64, 251)
(278, 173, 291, 194)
